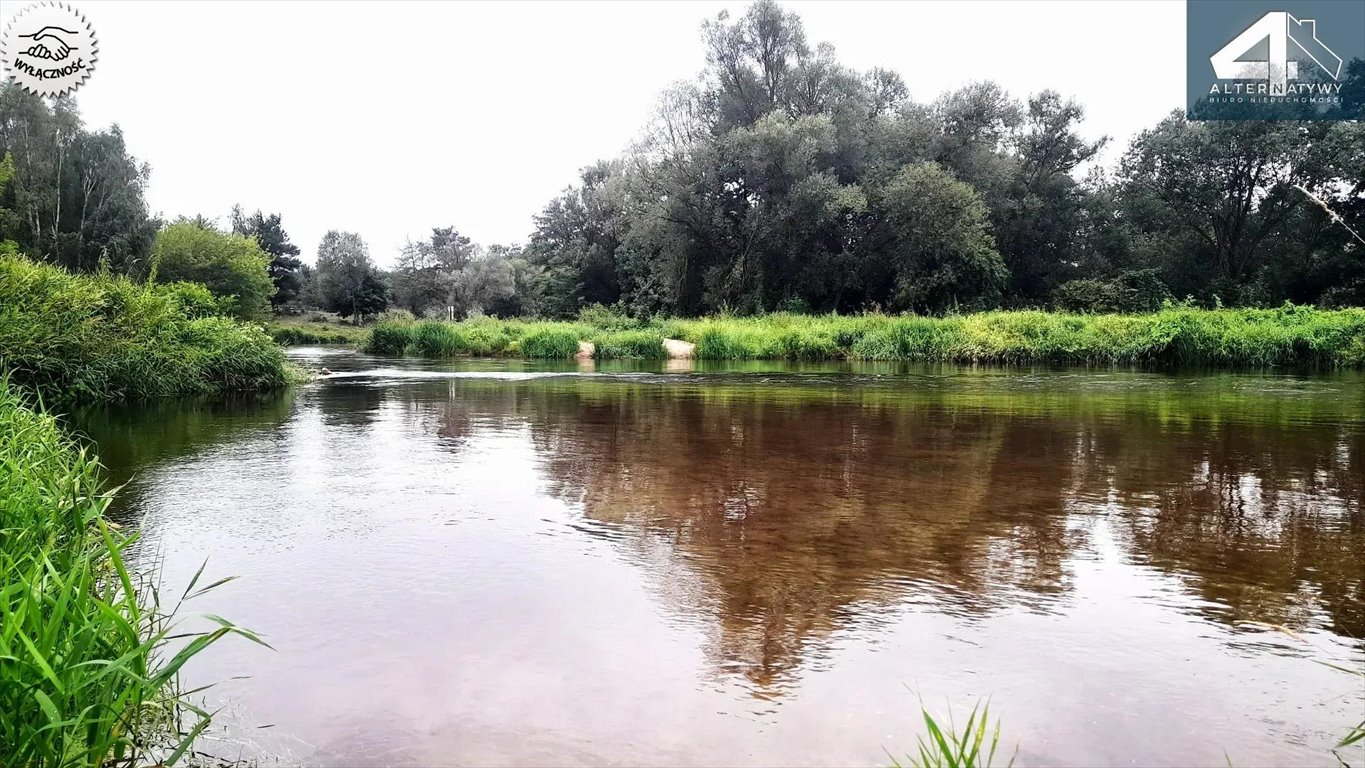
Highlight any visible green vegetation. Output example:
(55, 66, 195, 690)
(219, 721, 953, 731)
(367, 317, 588, 359)
(0, 256, 292, 402)
(266, 314, 370, 346)
(366, 306, 1365, 368)
(149, 220, 277, 320)
(894, 702, 1013, 768)
(0, 378, 264, 766)
(590, 329, 668, 360)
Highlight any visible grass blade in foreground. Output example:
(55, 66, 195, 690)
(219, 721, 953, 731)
(0, 376, 256, 767)
(891, 700, 1015, 768)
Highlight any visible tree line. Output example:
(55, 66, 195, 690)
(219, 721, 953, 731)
(2, 0, 1362, 322)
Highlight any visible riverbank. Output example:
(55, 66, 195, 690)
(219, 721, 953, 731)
(365, 306, 1365, 368)
(267, 314, 371, 346)
(0, 378, 255, 765)
(0, 256, 294, 402)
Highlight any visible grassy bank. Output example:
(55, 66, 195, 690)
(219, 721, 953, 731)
(266, 314, 370, 346)
(0, 378, 259, 766)
(365, 307, 1365, 368)
(0, 256, 293, 402)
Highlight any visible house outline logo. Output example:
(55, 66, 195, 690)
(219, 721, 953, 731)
(1209, 10, 1343, 93)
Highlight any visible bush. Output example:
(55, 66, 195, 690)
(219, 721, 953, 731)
(577, 303, 639, 331)
(359, 305, 1365, 368)
(149, 221, 276, 320)
(0, 255, 290, 402)
(269, 326, 358, 345)
(158, 280, 230, 318)
(376, 308, 416, 323)
(458, 318, 518, 355)
(1052, 269, 1172, 314)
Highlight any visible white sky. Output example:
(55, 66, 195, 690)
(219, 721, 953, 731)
(1, 0, 1186, 267)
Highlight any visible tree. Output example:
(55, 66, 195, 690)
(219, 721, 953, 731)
(0, 83, 157, 274)
(392, 226, 519, 319)
(390, 226, 477, 316)
(150, 220, 275, 320)
(314, 230, 387, 322)
(231, 206, 304, 310)
(447, 251, 515, 319)
(874, 162, 1006, 313)
(527, 162, 629, 317)
(1118, 113, 1342, 302)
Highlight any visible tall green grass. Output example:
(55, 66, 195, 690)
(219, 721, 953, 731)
(590, 329, 667, 360)
(367, 318, 586, 359)
(0, 377, 264, 766)
(893, 702, 1014, 768)
(365, 307, 1365, 368)
(0, 256, 292, 402)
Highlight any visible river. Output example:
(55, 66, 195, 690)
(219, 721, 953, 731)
(74, 349, 1365, 767)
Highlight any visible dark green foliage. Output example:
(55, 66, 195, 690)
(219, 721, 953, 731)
(519, 3, 1365, 318)
(0, 85, 159, 274)
(343, 272, 390, 320)
(231, 207, 305, 309)
(1052, 270, 1172, 314)
(0, 255, 290, 402)
(314, 231, 389, 322)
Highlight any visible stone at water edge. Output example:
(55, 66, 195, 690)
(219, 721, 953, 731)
(663, 338, 696, 359)
(577, 340, 595, 359)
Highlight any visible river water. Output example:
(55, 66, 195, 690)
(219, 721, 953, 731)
(74, 350, 1365, 767)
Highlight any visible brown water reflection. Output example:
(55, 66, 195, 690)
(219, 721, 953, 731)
(79, 355, 1365, 767)
(426, 377, 1365, 696)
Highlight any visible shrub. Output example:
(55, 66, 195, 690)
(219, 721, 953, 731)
(149, 221, 275, 320)
(0, 255, 290, 402)
(158, 280, 230, 318)
(1052, 270, 1172, 314)
(577, 303, 639, 331)
(376, 308, 416, 323)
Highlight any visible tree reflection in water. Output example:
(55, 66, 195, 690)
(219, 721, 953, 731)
(412, 376, 1363, 695)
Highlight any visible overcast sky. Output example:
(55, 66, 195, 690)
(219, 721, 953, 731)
(1, 0, 1185, 266)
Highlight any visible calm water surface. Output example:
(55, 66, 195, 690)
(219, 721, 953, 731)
(75, 350, 1365, 767)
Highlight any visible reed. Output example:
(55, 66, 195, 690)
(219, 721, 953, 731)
(0, 377, 264, 766)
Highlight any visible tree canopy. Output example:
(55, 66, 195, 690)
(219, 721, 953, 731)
(517, 0, 1365, 316)
(150, 220, 275, 320)
(314, 230, 389, 322)
(1, 2, 1361, 319)
(231, 206, 305, 309)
